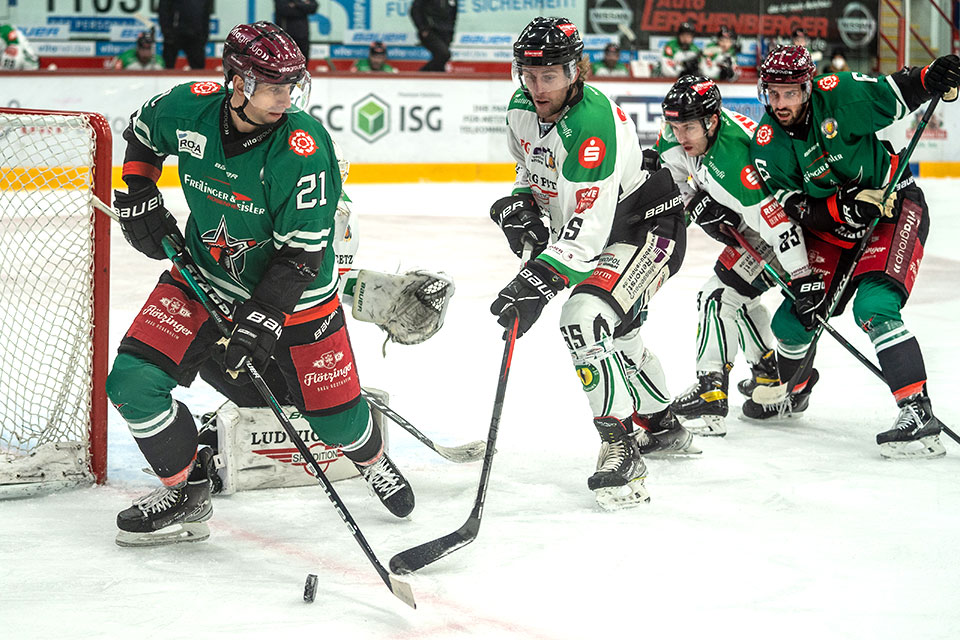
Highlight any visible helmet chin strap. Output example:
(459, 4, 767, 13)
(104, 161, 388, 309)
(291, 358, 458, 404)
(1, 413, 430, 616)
(229, 94, 269, 128)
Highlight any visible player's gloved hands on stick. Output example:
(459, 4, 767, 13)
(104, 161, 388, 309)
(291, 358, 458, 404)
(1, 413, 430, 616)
(224, 299, 285, 382)
(113, 183, 183, 260)
(922, 54, 960, 98)
(687, 190, 739, 246)
(833, 182, 894, 225)
(789, 273, 826, 331)
(490, 259, 567, 338)
(490, 193, 549, 258)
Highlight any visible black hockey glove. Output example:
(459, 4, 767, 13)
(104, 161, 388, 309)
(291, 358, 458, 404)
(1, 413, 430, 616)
(687, 190, 739, 247)
(490, 193, 549, 258)
(641, 148, 662, 173)
(223, 299, 285, 382)
(831, 182, 894, 226)
(114, 183, 183, 260)
(789, 273, 826, 332)
(922, 55, 960, 98)
(490, 259, 567, 338)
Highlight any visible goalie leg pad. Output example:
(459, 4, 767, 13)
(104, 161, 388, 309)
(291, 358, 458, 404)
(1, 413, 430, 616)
(351, 269, 455, 345)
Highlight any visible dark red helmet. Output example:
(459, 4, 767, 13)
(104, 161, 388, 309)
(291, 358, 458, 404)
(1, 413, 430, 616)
(223, 21, 306, 87)
(758, 44, 816, 105)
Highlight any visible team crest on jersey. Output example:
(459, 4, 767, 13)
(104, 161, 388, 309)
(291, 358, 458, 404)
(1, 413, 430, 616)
(578, 137, 605, 168)
(575, 186, 600, 213)
(190, 81, 221, 96)
(821, 117, 839, 139)
(200, 217, 262, 284)
(289, 130, 317, 156)
(576, 364, 600, 391)
(817, 75, 839, 91)
(159, 297, 192, 318)
(741, 165, 762, 190)
(755, 124, 774, 146)
(530, 146, 557, 171)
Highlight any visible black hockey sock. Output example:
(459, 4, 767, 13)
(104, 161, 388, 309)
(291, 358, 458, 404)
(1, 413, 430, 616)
(870, 320, 927, 402)
(343, 415, 384, 466)
(133, 400, 199, 485)
(777, 345, 816, 393)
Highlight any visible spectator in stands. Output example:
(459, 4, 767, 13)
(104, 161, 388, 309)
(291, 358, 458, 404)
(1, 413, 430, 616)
(0, 23, 39, 70)
(701, 26, 739, 81)
(790, 27, 822, 65)
(591, 43, 629, 77)
(351, 41, 398, 73)
(113, 29, 164, 70)
(659, 22, 700, 77)
(274, 0, 318, 62)
(823, 47, 851, 73)
(411, 0, 458, 72)
(158, 0, 213, 70)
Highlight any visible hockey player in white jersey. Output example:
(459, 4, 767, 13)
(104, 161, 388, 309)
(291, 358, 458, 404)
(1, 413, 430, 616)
(489, 17, 698, 510)
(654, 76, 811, 436)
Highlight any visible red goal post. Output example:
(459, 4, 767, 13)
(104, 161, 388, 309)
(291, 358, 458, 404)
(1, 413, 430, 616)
(0, 107, 111, 495)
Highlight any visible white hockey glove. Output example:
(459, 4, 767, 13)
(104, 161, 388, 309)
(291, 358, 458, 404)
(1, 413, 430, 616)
(351, 270, 455, 350)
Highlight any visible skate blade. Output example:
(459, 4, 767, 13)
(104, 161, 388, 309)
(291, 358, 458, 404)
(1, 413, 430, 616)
(879, 435, 947, 460)
(677, 414, 727, 437)
(115, 521, 211, 547)
(595, 479, 651, 511)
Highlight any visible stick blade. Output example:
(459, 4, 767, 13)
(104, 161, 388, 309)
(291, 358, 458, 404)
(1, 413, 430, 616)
(434, 440, 487, 463)
(387, 575, 417, 609)
(389, 527, 476, 575)
(752, 382, 789, 405)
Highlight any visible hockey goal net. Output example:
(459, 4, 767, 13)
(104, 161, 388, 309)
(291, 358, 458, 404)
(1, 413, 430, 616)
(0, 107, 111, 497)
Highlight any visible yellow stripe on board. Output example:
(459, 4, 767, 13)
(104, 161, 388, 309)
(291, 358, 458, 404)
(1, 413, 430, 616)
(917, 162, 960, 178)
(111, 163, 517, 189)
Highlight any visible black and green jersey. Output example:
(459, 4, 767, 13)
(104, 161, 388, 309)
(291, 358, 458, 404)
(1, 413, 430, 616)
(750, 71, 911, 205)
(127, 81, 341, 313)
(350, 58, 397, 73)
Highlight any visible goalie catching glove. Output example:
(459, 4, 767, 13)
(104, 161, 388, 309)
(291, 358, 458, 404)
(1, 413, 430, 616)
(114, 183, 183, 260)
(351, 270, 455, 346)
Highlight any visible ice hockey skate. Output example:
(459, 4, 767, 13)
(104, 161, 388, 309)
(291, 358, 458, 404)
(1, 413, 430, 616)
(737, 349, 779, 397)
(356, 451, 415, 518)
(633, 409, 702, 457)
(116, 454, 214, 547)
(876, 394, 946, 460)
(588, 418, 650, 510)
(741, 369, 818, 421)
(670, 370, 728, 437)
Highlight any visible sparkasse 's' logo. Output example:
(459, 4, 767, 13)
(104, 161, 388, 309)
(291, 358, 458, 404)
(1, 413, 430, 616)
(352, 94, 390, 143)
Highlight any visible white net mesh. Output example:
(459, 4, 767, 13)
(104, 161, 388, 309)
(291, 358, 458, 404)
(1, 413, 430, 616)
(0, 111, 101, 491)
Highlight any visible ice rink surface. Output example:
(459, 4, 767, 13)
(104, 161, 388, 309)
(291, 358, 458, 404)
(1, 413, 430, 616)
(3, 179, 960, 640)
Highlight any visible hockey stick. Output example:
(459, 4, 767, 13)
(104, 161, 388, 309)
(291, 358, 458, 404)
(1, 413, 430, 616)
(389, 312, 519, 575)
(733, 228, 960, 445)
(752, 94, 943, 407)
(360, 390, 486, 463)
(158, 237, 415, 608)
(97, 199, 414, 608)
(728, 227, 886, 381)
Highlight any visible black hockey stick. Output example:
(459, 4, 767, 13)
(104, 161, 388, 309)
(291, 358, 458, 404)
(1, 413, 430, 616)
(752, 94, 943, 407)
(360, 390, 486, 463)
(158, 237, 415, 608)
(96, 199, 415, 609)
(730, 227, 960, 445)
(389, 313, 519, 575)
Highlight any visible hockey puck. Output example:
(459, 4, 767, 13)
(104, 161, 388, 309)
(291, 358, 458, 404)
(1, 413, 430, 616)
(303, 574, 318, 603)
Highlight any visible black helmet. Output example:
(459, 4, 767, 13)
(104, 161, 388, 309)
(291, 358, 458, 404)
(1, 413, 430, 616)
(513, 17, 584, 67)
(662, 75, 722, 122)
(716, 26, 735, 40)
(678, 21, 696, 36)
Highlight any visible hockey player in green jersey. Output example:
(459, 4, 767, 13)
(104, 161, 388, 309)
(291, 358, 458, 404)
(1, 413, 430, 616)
(489, 17, 697, 510)
(111, 30, 164, 70)
(749, 44, 960, 459)
(655, 75, 810, 437)
(106, 22, 414, 547)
